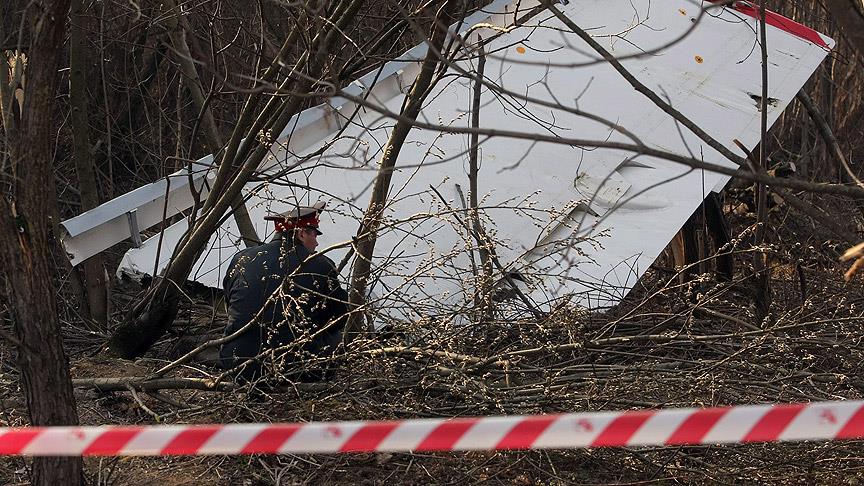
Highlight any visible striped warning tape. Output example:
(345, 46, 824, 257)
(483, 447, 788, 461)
(2, 400, 863, 456)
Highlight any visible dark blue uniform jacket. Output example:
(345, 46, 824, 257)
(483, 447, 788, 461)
(219, 237, 348, 380)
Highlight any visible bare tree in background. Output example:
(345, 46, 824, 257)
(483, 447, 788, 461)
(70, 0, 110, 329)
(824, 0, 864, 62)
(0, 1, 83, 484)
(107, 0, 369, 358)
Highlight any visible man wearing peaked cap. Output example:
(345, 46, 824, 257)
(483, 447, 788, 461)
(264, 200, 326, 237)
(220, 201, 349, 383)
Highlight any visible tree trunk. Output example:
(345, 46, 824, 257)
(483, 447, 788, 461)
(346, 0, 458, 339)
(71, 0, 110, 329)
(669, 193, 733, 285)
(467, 42, 494, 326)
(753, 5, 772, 319)
(0, 1, 83, 484)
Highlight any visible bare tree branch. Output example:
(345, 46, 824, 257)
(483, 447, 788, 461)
(824, 0, 864, 62)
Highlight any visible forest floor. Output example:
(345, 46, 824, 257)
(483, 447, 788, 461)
(3, 194, 864, 485)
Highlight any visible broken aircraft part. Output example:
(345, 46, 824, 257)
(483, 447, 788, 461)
(60, 0, 833, 320)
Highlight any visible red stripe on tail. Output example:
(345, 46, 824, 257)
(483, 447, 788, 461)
(706, 1, 830, 49)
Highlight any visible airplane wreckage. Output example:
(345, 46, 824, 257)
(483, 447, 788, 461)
(60, 0, 834, 323)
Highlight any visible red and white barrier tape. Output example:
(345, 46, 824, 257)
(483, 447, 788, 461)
(2, 400, 864, 456)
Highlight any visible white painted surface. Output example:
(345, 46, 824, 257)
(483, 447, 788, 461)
(90, 0, 833, 317)
(58, 0, 518, 267)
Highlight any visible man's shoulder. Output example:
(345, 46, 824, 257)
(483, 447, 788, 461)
(226, 241, 282, 277)
(304, 252, 338, 273)
(233, 240, 280, 260)
(318, 252, 337, 266)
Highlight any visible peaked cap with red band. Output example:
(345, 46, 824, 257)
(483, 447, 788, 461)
(264, 201, 326, 235)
